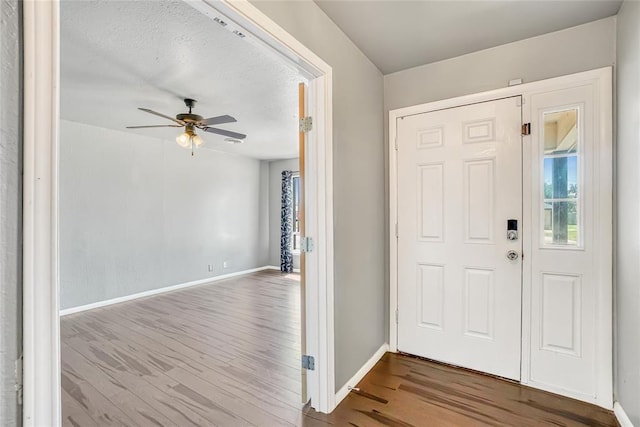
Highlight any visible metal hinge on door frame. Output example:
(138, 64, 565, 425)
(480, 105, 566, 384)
(299, 116, 313, 133)
(395, 308, 398, 324)
(521, 123, 531, 136)
(302, 354, 315, 370)
(300, 236, 314, 253)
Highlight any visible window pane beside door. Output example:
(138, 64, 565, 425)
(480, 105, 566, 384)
(542, 109, 580, 246)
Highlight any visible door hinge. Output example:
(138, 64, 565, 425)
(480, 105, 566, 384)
(299, 116, 313, 133)
(302, 355, 315, 370)
(15, 354, 23, 405)
(521, 123, 531, 136)
(300, 236, 314, 253)
(395, 308, 399, 324)
(395, 223, 398, 238)
(394, 136, 398, 151)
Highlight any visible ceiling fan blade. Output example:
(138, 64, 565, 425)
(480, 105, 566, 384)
(202, 127, 247, 140)
(138, 108, 184, 125)
(199, 115, 237, 126)
(126, 125, 182, 129)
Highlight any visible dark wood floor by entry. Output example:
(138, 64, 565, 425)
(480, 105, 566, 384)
(61, 270, 617, 426)
(305, 353, 618, 427)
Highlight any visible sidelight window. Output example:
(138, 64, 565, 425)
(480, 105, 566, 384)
(542, 108, 580, 246)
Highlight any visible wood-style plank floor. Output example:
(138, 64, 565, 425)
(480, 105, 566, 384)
(62, 270, 617, 426)
(306, 353, 618, 427)
(61, 270, 304, 426)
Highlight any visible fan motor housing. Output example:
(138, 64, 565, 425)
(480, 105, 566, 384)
(176, 113, 203, 124)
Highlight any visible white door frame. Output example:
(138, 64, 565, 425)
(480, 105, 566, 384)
(22, 1, 335, 425)
(389, 67, 612, 408)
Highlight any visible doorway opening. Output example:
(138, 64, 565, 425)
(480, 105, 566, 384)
(22, 0, 335, 425)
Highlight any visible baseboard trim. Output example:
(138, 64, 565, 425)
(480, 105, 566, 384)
(615, 402, 634, 427)
(334, 343, 389, 407)
(266, 265, 301, 273)
(60, 266, 275, 316)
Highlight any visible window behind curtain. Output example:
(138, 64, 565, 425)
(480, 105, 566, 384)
(292, 174, 300, 252)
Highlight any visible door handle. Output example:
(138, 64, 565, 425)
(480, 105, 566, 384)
(506, 250, 519, 261)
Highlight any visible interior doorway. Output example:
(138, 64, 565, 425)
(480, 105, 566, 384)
(22, 0, 335, 425)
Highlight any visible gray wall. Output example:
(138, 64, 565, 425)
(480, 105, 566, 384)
(615, 1, 640, 423)
(268, 158, 300, 269)
(383, 17, 616, 341)
(384, 17, 616, 112)
(59, 120, 269, 310)
(250, 0, 386, 391)
(0, 0, 22, 424)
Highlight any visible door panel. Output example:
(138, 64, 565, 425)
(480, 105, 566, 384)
(298, 82, 307, 404)
(526, 85, 598, 398)
(397, 97, 523, 380)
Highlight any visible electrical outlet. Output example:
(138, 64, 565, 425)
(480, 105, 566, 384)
(223, 261, 229, 269)
(208, 264, 214, 272)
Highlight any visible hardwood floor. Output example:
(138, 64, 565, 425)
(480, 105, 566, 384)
(62, 270, 617, 426)
(61, 270, 304, 426)
(306, 353, 618, 427)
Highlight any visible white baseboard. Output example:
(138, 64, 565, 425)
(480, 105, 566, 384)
(615, 402, 634, 427)
(334, 343, 389, 407)
(60, 266, 275, 316)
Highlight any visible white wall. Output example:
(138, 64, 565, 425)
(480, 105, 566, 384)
(250, 0, 386, 391)
(59, 120, 269, 310)
(0, 0, 22, 424)
(268, 158, 300, 269)
(615, 1, 640, 423)
(383, 17, 616, 341)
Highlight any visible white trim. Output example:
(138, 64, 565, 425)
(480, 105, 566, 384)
(23, 0, 61, 425)
(334, 344, 388, 407)
(23, 0, 336, 424)
(389, 67, 612, 408)
(614, 402, 635, 427)
(60, 266, 277, 317)
(265, 265, 301, 273)
(389, 111, 398, 353)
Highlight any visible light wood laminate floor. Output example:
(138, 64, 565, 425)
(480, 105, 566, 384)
(61, 270, 304, 426)
(62, 270, 617, 426)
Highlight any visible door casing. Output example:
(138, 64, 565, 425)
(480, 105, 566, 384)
(389, 67, 613, 409)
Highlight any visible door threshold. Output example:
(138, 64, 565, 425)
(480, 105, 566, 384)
(396, 351, 519, 384)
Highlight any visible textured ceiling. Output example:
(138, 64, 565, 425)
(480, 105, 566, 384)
(61, 0, 307, 160)
(314, 0, 622, 74)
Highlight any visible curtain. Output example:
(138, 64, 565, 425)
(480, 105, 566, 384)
(280, 171, 294, 272)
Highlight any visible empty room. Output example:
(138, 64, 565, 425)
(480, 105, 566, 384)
(56, 1, 314, 425)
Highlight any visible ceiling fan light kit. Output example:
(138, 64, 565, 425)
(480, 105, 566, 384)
(126, 98, 247, 155)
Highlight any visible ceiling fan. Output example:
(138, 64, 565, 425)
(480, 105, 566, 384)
(126, 98, 246, 155)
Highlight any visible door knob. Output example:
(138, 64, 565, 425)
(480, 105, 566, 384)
(506, 250, 519, 261)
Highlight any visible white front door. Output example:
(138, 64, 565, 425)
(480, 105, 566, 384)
(397, 97, 523, 380)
